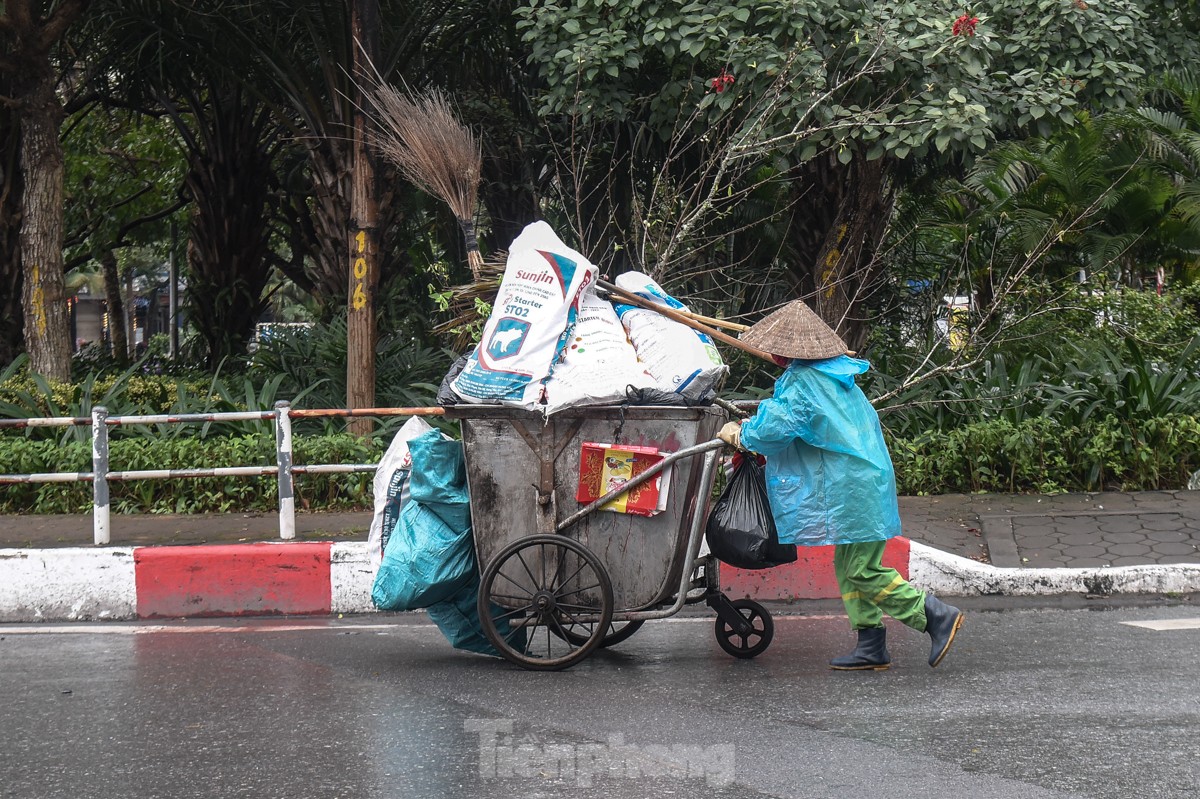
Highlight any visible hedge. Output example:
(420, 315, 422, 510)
(887, 414, 1200, 495)
(0, 434, 382, 514)
(2, 415, 1197, 514)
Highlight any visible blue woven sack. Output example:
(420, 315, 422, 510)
(371, 430, 475, 611)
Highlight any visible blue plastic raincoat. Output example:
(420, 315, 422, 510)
(738, 356, 901, 547)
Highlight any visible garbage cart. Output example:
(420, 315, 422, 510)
(445, 404, 775, 670)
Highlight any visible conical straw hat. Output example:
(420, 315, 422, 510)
(739, 300, 849, 360)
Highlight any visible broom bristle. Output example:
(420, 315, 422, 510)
(363, 84, 481, 222)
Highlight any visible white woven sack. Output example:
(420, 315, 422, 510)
(543, 287, 655, 413)
(613, 271, 728, 400)
(451, 222, 598, 410)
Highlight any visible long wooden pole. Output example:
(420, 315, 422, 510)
(681, 311, 750, 333)
(347, 0, 381, 437)
(597, 279, 774, 364)
(597, 280, 748, 332)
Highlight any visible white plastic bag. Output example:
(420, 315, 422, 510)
(367, 416, 434, 566)
(543, 288, 655, 412)
(451, 222, 597, 409)
(613, 271, 728, 400)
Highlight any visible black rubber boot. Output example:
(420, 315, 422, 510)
(925, 594, 964, 668)
(829, 626, 891, 671)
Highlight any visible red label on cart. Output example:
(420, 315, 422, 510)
(576, 442, 669, 516)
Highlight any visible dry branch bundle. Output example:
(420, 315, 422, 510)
(432, 251, 506, 350)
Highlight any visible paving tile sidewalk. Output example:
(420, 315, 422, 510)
(2, 491, 1198, 569)
(0, 511, 370, 549)
(969, 491, 1200, 568)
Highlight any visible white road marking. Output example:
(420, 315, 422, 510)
(1120, 618, 1200, 631)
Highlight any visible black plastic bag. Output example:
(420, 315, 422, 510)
(437, 353, 470, 406)
(705, 456, 797, 570)
(623, 385, 715, 407)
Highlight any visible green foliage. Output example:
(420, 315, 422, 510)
(246, 318, 448, 436)
(0, 358, 191, 444)
(877, 327, 1200, 426)
(867, 103, 1200, 366)
(518, 0, 1160, 162)
(878, 329, 1200, 492)
(62, 106, 187, 269)
(1083, 286, 1200, 361)
(889, 414, 1200, 494)
(1046, 336, 1200, 425)
(874, 351, 1055, 439)
(0, 433, 383, 514)
(0, 359, 315, 441)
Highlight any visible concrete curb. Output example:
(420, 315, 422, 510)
(2, 538, 1199, 623)
(908, 541, 1200, 597)
(0, 547, 137, 622)
(0, 543, 377, 623)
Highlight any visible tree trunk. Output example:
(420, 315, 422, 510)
(17, 70, 72, 380)
(100, 249, 127, 361)
(786, 155, 897, 353)
(0, 89, 23, 368)
(181, 89, 275, 371)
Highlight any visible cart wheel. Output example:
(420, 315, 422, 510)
(552, 619, 645, 649)
(478, 535, 614, 671)
(714, 599, 774, 659)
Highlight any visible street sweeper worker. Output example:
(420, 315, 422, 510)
(716, 300, 964, 670)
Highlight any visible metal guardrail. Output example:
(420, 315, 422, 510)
(0, 402, 444, 546)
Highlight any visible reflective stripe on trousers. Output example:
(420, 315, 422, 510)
(833, 540, 926, 631)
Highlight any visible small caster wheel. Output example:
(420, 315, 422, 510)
(714, 598, 773, 659)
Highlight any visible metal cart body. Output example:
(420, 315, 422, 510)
(445, 404, 776, 669)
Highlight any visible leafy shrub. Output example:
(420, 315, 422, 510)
(0, 364, 295, 443)
(890, 414, 1200, 494)
(0, 433, 384, 514)
(875, 334, 1200, 440)
(1045, 336, 1200, 427)
(874, 352, 1057, 439)
(246, 318, 449, 437)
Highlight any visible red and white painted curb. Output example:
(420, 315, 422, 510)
(721, 538, 911, 601)
(0, 543, 377, 623)
(3, 537, 1199, 623)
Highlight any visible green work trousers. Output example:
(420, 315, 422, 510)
(833, 540, 927, 631)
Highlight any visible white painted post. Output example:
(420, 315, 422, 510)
(275, 400, 296, 540)
(92, 406, 111, 546)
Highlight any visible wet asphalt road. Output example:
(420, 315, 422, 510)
(1, 602, 1198, 799)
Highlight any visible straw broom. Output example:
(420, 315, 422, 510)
(361, 83, 485, 280)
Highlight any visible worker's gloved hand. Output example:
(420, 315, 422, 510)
(718, 421, 743, 450)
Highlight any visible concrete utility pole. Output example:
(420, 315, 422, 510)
(347, 0, 381, 436)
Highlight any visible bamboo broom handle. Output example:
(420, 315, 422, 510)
(685, 313, 749, 333)
(597, 279, 774, 364)
(598, 281, 749, 332)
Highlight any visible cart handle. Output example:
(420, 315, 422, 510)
(556, 438, 728, 532)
